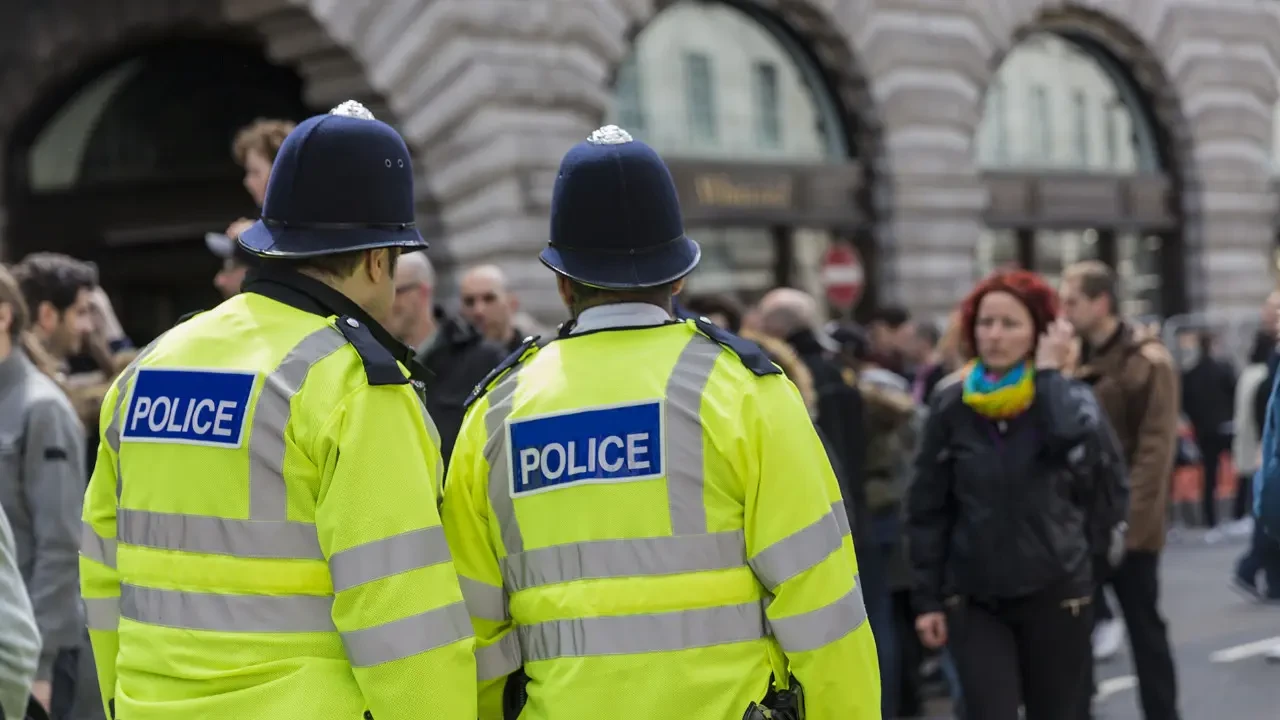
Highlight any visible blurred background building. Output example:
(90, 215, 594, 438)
(0, 0, 1277, 342)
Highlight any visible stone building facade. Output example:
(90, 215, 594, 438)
(0, 0, 1278, 331)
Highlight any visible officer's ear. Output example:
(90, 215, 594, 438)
(672, 278, 686, 296)
(366, 248, 395, 284)
(555, 274, 574, 307)
(0, 301, 11, 336)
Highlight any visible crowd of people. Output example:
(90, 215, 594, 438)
(0, 107, 1277, 720)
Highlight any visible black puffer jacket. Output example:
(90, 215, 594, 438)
(908, 370, 1127, 613)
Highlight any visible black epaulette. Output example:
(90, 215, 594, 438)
(688, 316, 781, 377)
(335, 315, 408, 386)
(173, 310, 204, 327)
(464, 335, 541, 410)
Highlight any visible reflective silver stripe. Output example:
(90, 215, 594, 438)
(749, 511, 842, 591)
(418, 399, 445, 504)
(119, 584, 335, 632)
(518, 601, 767, 662)
(117, 509, 322, 560)
(250, 327, 349, 520)
(459, 576, 509, 622)
(80, 523, 117, 569)
(484, 369, 525, 554)
(663, 336, 723, 535)
(501, 531, 746, 592)
(329, 526, 452, 592)
(476, 632, 522, 681)
(108, 336, 166, 500)
(341, 601, 473, 667)
(84, 597, 120, 631)
(831, 501, 851, 537)
(768, 581, 868, 654)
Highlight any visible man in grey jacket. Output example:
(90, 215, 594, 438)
(0, 506, 41, 720)
(1, 265, 86, 718)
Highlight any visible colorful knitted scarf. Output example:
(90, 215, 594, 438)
(961, 360, 1035, 419)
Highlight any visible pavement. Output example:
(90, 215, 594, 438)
(1091, 525, 1280, 720)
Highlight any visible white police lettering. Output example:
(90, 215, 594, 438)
(120, 369, 256, 449)
(508, 402, 664, 496)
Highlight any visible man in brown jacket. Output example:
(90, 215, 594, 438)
(1061, 261, 1181, 720)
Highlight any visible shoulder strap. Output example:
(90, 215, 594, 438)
(688, 317, 781, 377)
(335, 315, 409, 386)
(173, 309, 205, 327)
(465, 335, 542, 410)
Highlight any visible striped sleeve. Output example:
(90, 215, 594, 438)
(743, 375, 881, 720)
(442, 394, 519, 720)
(80, 381, 123, 719)
(316, 383, 477, 720)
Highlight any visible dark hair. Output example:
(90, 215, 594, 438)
(959, 269, 1059, 360)
(870, 305, 910, 329)
(915, 320, 941, 347)
(568, 281, 674, 316)
(0, 264, 68, 384)
(1063, 260, 1119, 317)
(11, 252, 98, 314)
(682, 294, 744, 333)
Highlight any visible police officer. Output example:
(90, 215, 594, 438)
(441, 125, 881, 720)
(78, 101, 477, 719)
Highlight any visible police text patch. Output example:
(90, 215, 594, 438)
(508, 402, 663, 496)
(120, 369, 256, 448)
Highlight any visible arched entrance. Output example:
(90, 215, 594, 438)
(4, 37, 313, 342)
(975, 29, 1182, 318)
(605, 0, 881, 317)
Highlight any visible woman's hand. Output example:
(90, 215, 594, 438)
(1036, 318, 1076, 371)
(915, 611, 948, 649)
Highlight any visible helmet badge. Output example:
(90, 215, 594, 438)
(330, 100, 376, 121)
(587, 125, 633, 145)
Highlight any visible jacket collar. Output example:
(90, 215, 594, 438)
(417, 306, 484, 366)
(242, 265, 428, 381)
(1076, 321, 1133, 382)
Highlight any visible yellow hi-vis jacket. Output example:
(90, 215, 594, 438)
(442, 314, 881, 720)
(78, 287, 477, 719)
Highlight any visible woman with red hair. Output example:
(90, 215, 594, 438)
(906, 270, 1129, 719)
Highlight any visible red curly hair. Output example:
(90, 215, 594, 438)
(957, 269, 1059, 360)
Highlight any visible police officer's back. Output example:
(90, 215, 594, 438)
(441, 126, 880, 719)
(78, 102, 477, 719)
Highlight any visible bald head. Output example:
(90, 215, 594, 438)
(758, 288, 819, 340)
(460, 263, 520, 345)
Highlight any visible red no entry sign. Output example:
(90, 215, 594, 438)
(821, 242, 865, 310)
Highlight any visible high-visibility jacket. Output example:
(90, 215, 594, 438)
(79, 282, 477, 719)
(442, 311, 880, 720)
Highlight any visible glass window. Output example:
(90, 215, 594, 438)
(974, 32, 1157, 173)
(976, 229, 1019, 279)
(1118, 233, 1162, 317)
(1033, 229, 1101, 290)
(614, 55, 647, 134)
(1030, 85, 1051, 161)
(684, 52, 717, 144)
(684, 226, 775, 297)
(754, 61, 781, 149)
(1072, 90, 1089, 166)
(606, 0, 847, 161)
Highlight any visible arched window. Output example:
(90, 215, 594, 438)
(975, 32, 1175, 317)
(606, 0, 864, 308)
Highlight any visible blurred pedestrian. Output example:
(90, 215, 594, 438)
(909, 269, 1127, 720)
(458, 265, 528, 353)
(1061, 260, 1181, 720)
(204, 119, 294, 297)
(1176, 330, 1237, 529)
(868, 305, 913, 379)
(682, 293, 744, 334)
(388, 252, 506, 463)
(0, 266, 86, 720)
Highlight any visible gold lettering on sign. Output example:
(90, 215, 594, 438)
(693, 174, 793, 209)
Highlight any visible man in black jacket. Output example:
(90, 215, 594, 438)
(388, 251, 508, 464)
